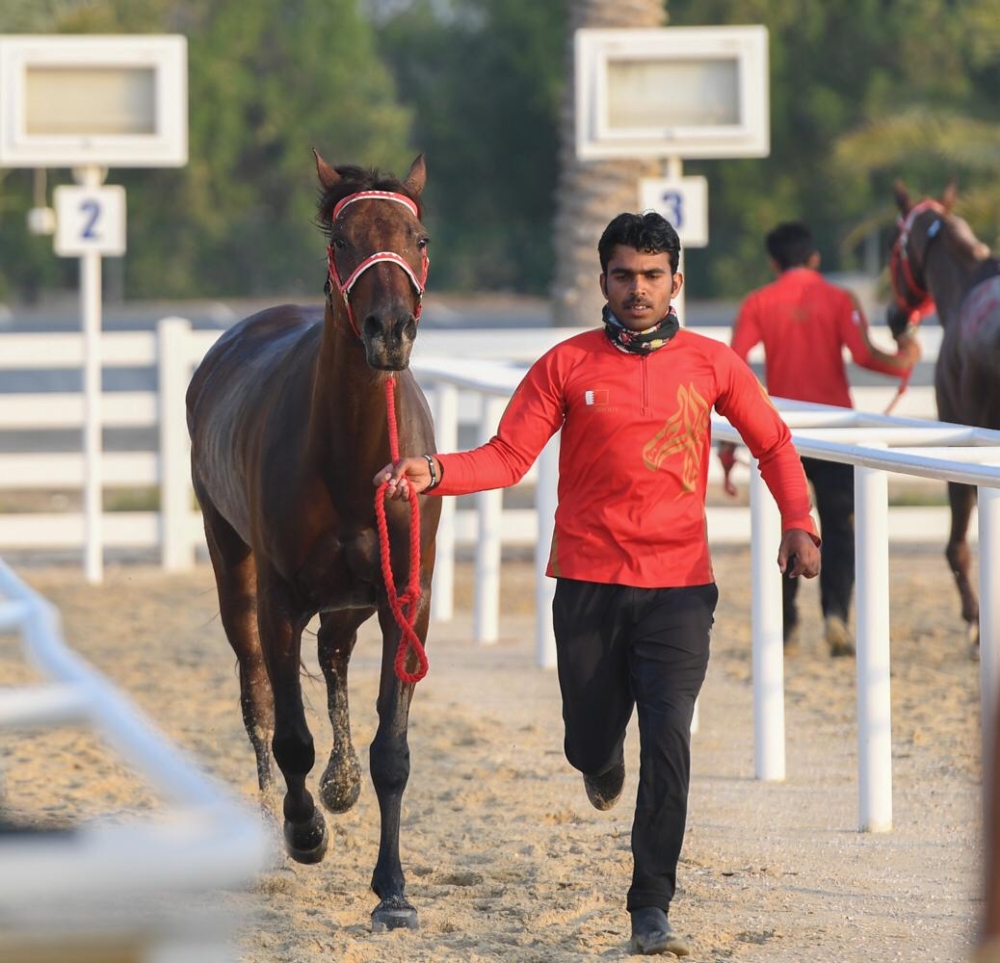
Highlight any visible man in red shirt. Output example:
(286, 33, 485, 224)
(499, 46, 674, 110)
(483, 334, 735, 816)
(722, 222, 919, 657)
(376, 212, 820, 956)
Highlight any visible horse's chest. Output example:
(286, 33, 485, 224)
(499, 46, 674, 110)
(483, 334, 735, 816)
(296, 526, 381, 611)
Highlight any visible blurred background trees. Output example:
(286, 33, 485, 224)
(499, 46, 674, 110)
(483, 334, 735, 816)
(0, 0, 997, 307)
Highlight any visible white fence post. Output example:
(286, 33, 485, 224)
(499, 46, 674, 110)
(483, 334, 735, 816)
(855, 455, 893, 832)
(535, 431, 559, 669)
(979, 485, 1000, 798)
(474, 396, 506, 643)
(430, 382, 458, 622)
(158, 317, 195, 571)
(751, 459, 785, 781)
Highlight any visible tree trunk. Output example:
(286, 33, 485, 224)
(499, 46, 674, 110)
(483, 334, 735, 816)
(550, 0, 668, 327)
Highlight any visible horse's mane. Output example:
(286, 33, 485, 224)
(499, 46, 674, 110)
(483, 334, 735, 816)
(316, 165, 423, 234)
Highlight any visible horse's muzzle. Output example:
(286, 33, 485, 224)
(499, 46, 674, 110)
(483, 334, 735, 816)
(362, 313, 418, 370)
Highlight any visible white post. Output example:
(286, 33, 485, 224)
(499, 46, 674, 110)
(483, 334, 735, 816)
(430, 382, 458, 622)
(751, 459, 785, 781)
(662, 156, 685, 325)
(79, 165, 104, 584)
(158, 317, 194, 571)
(979, 485, 1000, 806)
(474, 395, 505, 643)
(535, 431, 560, 668)
(855, 457, 893, 832)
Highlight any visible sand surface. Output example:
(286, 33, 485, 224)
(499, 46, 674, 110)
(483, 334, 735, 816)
(0, 546, 986, 962)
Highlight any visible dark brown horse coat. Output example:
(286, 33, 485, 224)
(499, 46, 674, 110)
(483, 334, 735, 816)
(891, 182, 1000, 645)
(186, 154, 440, 931)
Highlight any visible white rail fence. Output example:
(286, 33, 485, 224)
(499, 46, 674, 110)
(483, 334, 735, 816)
(2, 318, 994, 836)
(0, 556, 270, 960)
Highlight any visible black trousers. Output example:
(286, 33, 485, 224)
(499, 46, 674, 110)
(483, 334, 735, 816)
(552, 578, 718, 913)
(784, 456, 855, 628)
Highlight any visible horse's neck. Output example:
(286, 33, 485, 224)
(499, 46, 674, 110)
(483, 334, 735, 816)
(309, 310, 392, 471)
(928, 234, 985, 327)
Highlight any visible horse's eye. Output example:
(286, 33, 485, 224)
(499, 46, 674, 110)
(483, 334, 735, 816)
(417, 237, 429, 250)
(331, 236, 347, 251)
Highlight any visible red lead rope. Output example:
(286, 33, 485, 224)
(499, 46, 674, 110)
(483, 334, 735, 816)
(375, 377, 429, 683)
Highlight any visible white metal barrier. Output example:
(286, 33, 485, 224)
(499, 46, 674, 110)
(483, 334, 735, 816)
(0, 556, 271, 960)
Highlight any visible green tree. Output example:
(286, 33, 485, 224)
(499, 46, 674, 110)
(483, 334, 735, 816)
(0, 0, 414, 300)
(375, 0, 567, 294)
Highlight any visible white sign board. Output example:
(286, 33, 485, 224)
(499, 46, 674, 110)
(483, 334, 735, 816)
(54, 185, 126, 256)
(639, 176, 708, 247)
(575, 26, 769, 160)
(0, 34, 187, 168)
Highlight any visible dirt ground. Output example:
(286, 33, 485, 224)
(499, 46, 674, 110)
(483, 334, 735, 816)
(0, 545, 987, 962)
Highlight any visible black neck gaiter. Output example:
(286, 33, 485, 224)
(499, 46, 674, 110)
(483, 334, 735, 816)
(602, 305, 680, 354)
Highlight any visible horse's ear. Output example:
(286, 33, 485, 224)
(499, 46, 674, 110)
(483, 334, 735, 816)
(893, 180, 912, 216)
(313, 149, 341, 190)
(941, 179, 958, 212)
(402, 154, 427, 198)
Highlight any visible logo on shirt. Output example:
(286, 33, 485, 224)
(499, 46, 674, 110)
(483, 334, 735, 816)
(642, 382, 710, 493)
(585, 389, 610, 406)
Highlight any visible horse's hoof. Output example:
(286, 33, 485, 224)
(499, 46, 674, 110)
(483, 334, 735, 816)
(283, 811, 328, 864)
(371, 897, 418, 933)
(319, 763, 361, 814)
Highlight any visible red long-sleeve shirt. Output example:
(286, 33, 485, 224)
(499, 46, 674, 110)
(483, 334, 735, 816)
(730, 267, 904, 408)
(433, 328, 817, 587)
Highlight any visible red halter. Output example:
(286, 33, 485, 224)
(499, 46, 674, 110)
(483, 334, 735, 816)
(326, 190, 429, 338)
(890, 200, 944, 323)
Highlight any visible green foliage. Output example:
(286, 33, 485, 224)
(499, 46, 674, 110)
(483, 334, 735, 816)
(0, 0, 413, 300)
(372, 0, 568, 294)
(669, 0, 1000, 299)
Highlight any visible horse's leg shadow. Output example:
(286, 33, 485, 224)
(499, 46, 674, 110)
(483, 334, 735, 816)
(258, 572, 328, 864)
(317, 608, 372, 814)
(200, 495, 277, 806)
(945, 480, 980, 653)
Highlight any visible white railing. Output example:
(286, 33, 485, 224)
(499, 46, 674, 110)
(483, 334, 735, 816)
(0, 319, 942, 568)
(0, 556, 271, 959)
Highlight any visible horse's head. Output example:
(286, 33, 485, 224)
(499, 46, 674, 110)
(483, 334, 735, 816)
(316, 151, 429, 371)
(887, 180, 956, 325)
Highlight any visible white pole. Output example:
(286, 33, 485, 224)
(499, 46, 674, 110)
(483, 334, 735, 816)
(750, 458, 785, 781)
(855, 457, 893, 832)
(79, 165, 104, 584)
(662, 157, 686, 325)
(535, 431, 560, 668)
(979, 485, 1000, 808)
(430, 382, 458, 622)
(473, 395, 505, 643)
(158, 317, 194, 571)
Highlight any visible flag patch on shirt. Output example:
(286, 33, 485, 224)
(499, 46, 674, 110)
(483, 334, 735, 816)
(585, 389, 609, 406)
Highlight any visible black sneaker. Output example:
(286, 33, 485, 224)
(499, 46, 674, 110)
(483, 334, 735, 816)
(629, 907, 690, 957)
(583, 760, 625, 811)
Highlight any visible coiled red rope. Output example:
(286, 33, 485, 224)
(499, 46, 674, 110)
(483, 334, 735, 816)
(375, 376, 428, 683)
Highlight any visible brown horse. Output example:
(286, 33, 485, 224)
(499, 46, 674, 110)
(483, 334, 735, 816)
(186, 152, 440, 931)
(889, 181, 1000, 647)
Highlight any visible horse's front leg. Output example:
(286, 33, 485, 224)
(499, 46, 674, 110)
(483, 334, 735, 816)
(258, 573, 327, 863)
(945, 480, 980, 649)
(368, 600, 428, 932)
(317, 607, 374, 813)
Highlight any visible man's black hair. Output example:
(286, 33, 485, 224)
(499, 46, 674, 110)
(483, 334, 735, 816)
(765, 222, 817, 271)
(598, 212, 681, 274)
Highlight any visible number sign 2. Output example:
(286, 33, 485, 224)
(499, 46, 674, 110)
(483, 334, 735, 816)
(54, 185, 127, 257)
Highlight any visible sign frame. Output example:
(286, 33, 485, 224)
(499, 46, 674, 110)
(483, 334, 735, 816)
(575, 25, 769, 161)
(0, 34, 187, 168)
